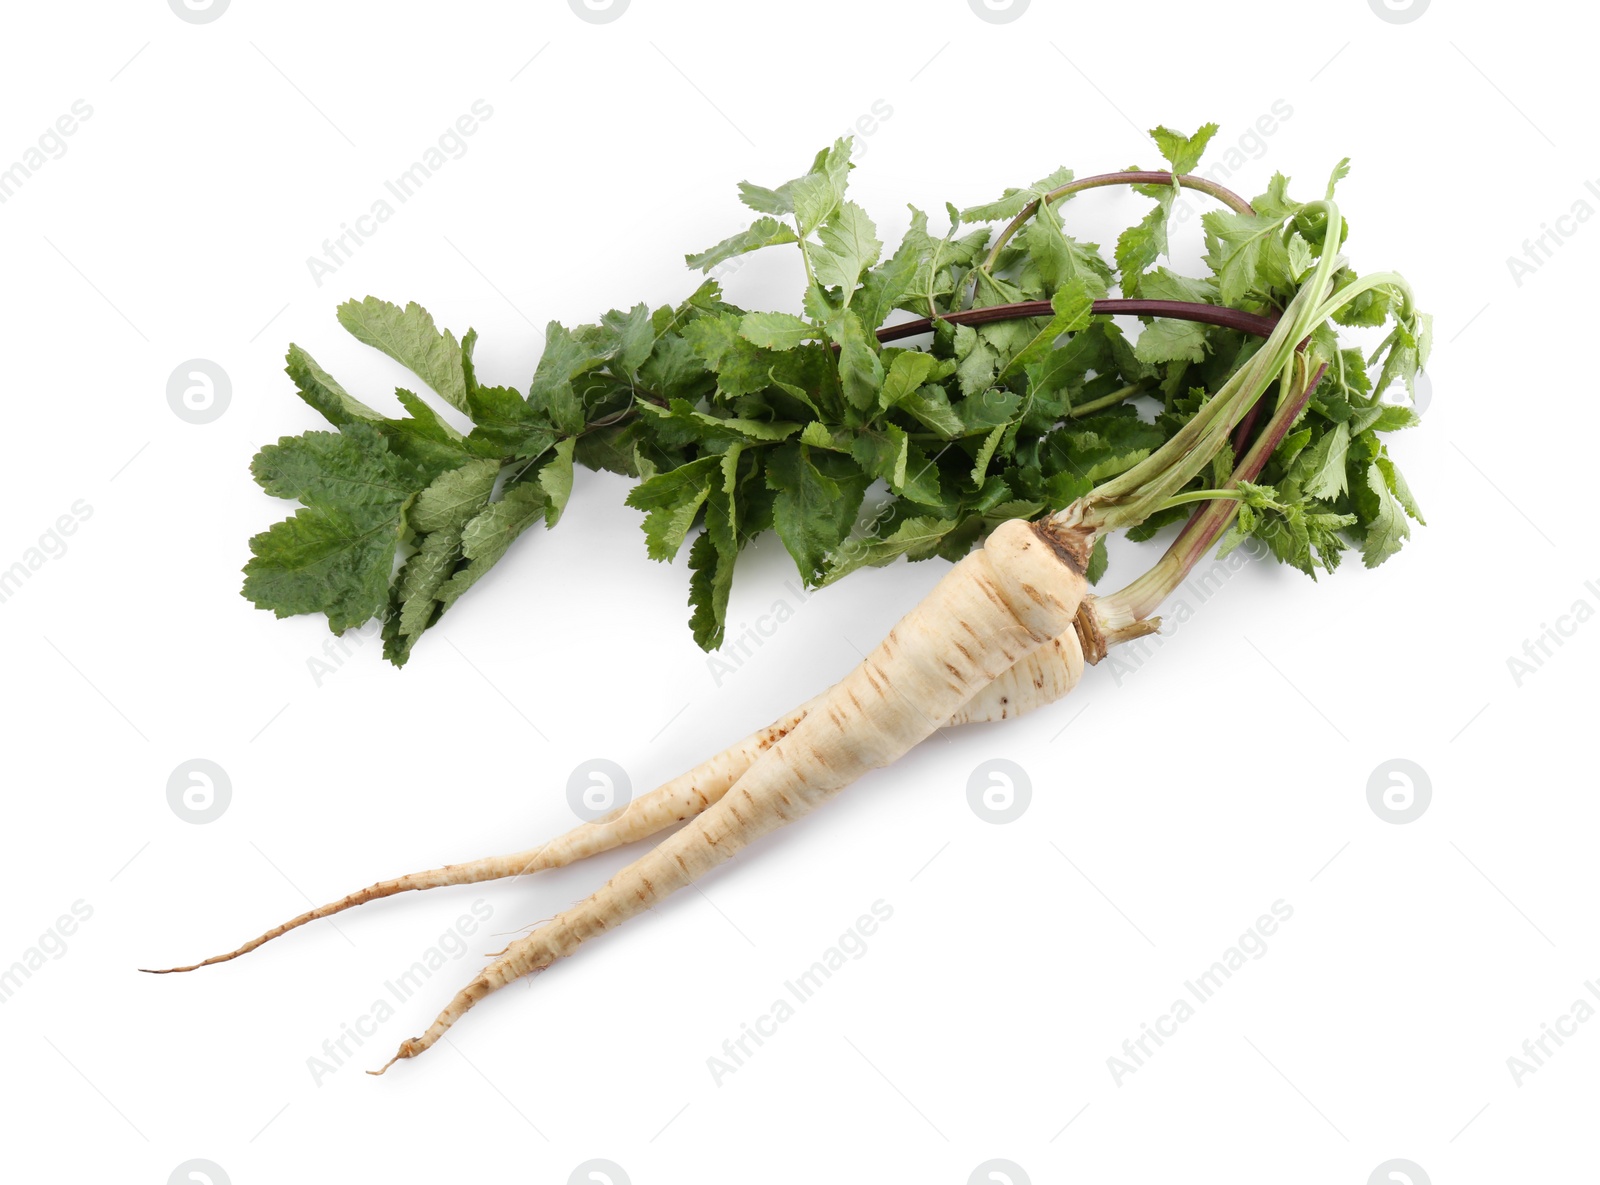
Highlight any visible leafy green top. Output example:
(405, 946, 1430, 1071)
(243, 126, 1429, 665)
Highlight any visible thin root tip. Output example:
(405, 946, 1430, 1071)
(139, 965, 192, 975)
(369, 1040, 417, 1076)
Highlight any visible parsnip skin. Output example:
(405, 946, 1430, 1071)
(949, 631, 1084, 724)
(377, 518, 1089, 1070)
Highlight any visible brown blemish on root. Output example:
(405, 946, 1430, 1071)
(976, 579, 1011, 615)
(1030, 518, 1091, 572)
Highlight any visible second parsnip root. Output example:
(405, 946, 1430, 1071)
(373, 516, 1091, 1070)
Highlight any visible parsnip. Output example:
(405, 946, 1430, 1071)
(373, 516, 1091, 1069)
(150, 148, 1431, 1078)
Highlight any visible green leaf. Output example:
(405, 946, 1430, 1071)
(1019, 197, 1112, 297)
(737, 181, 792, 215)
(1149, 123, 1219, 176)
(1202, 208, 1286, 305)
(638, 330, 715, 404)
(1138, 267, 1216, 305)
(818, 515, 956, 585)
(686, 216, 800, 272)
(626, 456, 721, 561)
(382, 457, 502, 664)
(686, 527, 735, 650)
(285, 344, 383, 426)
(825, 308, 884, 411)
(953, 323, 999, 398)
(996, 281, 1096, 382)
(337, 297, 469, 413)
(684, 312, 779, 399)
(1360, 460, 1410, 567)
(410, 457, 502, 534)
(1115, 204, 1168, 292)
(1377, 455, 1425, 524)
(767, 443, 869, 583)
(960, 167, 1073, 223)
(1291, 421, 1350, 501)
(878, 349, 941, 411)
(776, 139, 855, 237)
(598, 303, 656, 374)
(243, 425, 424, 633)
(1286, 232, 1315, 282)
(436, 484, 551, 611)
(1134, 317, 1208, 366)
(739, 311, 817, 351)
(1085, 535, 1110, 585)
(851, 424, 941, 505)
(971, 423, 1007, 486)
(813, 201, 882, 297)
(384, 528, 466, 664)
(640, 399, 801, 444)
(897, 385, 967, 439)
(538, 436, 577, 526)
(529, 322, 605, 435)
(855, 212, 927, 327)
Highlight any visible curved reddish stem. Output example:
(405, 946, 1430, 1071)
(876, 298, 1277, 345)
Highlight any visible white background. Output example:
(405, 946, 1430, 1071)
(1, 1, 1594, 1182)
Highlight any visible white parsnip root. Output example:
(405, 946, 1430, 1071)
(146, 534, 1117, 1070)
(372, 517, 1091, 1069)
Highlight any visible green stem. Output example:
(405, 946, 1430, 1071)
(1152, 487, 1245, 512)
(1309, 271, 1415, 326)
(1069, 382, 1145, 419)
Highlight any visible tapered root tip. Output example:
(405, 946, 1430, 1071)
(137, 956, 227, 974)
(368, 1038, 421, 1076)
